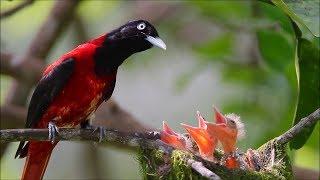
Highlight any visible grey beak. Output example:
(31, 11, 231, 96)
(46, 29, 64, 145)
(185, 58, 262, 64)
(145, 35, 166, 50)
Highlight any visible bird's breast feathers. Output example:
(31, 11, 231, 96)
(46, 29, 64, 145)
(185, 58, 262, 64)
(37, 44, 117, 128)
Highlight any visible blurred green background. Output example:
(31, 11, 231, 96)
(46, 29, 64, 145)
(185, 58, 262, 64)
(0, 0, 318, 179)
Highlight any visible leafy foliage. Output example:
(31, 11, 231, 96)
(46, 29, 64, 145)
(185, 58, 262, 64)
(290, 38, 320, 149)
(269, 0, 320, 149)
(257, 29, 294, 72)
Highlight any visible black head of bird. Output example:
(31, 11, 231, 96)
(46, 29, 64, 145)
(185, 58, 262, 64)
(93, 19, 166, 75)
(104, 19, 166, 53)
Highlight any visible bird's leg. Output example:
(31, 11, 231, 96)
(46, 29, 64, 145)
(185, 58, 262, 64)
(48, 121, 60, 144)
(80, 113, 106, 142)
(92, 126, 107, 143)
(80, 119, 92, 129)
(81, 113, 95, 129)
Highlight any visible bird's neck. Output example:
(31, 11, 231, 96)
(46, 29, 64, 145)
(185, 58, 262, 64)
(91, 34, 135, 76)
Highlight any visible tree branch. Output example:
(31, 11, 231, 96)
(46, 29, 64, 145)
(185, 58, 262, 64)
(0, 52, 44, 82)
(0, 127, 221, 179)
(0, 128, 172, 152)
(0, 0, 34, 19)
(276, 108, 320, 145)
(25, 0, 80, 60)
(187, 159, 221, 180)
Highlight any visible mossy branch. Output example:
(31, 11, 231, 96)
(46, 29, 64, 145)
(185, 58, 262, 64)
(276, 108, 320, 145)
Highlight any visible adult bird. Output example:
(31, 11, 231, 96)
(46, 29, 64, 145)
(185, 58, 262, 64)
(15, 20, 166, 180)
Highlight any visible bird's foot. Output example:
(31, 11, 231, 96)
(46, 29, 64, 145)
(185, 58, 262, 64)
(80, 120, 93, 129)
(92, 126, 106, 143)
(48, 121, 60, 144)
(80, 120, 106, 142)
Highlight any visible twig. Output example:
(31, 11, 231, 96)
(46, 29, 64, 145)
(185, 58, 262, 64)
(0, 0, 34, 19)
(187, 159, 221, 180)
(0, 128, 172, 152)
(276, 108, 320, 145)
(24, 0, 80, 60)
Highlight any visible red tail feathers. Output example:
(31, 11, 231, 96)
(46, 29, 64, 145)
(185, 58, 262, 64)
(21, 141, 57, 180)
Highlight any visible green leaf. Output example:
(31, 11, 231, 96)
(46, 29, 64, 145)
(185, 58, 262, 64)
(257, 29, 294, 72)
(290, 38, 320, 149)
(284, 0, 319, 37)
(271, 0, 319, 38)
(259, 1, 295, 36)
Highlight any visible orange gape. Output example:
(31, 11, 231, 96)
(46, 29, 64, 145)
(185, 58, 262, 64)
(206, 108, 241, 154)
(205, 123, 238, 154)
(160, 107, 244, 169)
(181, 111, 217, 160)
(213, 107, 227, 124)
(160, 121, 186, 150)
(181, 124, 216, 160)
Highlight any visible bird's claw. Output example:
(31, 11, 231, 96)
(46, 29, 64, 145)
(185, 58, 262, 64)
(80, 121, 106, 143)
(48, 122, 60, 144)
(92, 126, 106, 143)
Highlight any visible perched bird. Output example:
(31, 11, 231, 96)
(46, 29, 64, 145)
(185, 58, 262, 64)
(15, 20, 166, 180)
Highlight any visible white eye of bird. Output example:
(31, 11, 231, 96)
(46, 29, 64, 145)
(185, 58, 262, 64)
(137, 23, 146, 30)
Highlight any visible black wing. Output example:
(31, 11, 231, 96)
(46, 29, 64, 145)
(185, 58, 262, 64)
(15, 58, 75, 158)
(25, 58, 75, 128)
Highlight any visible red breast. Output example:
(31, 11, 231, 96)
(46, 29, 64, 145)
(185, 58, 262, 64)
(36, 44, 116, 128)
